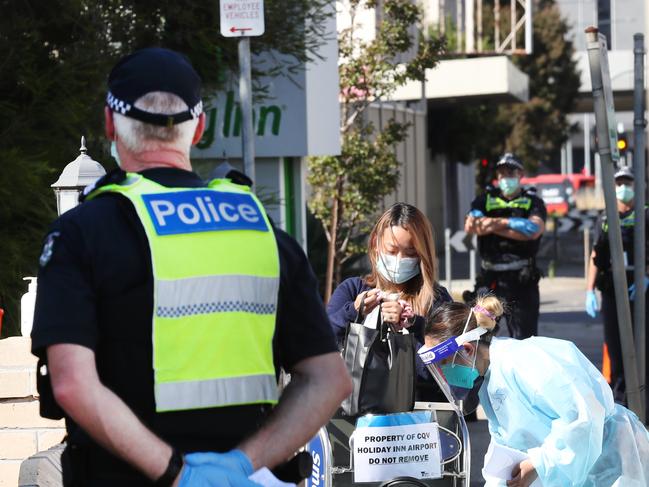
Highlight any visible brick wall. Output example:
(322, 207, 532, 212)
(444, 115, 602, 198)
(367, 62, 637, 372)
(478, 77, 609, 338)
(0, 337, 65, 486)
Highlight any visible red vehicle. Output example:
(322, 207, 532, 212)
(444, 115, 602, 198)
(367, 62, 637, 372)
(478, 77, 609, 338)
(521, 174, 595, 216)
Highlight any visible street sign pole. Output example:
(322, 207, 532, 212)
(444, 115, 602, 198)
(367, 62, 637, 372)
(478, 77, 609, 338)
(238, 37, 255, 185)
(445, 228, 452, 292)
(220, 0, 265, 185)
(633, 33, 646, 418)
(586, 27, 644, 420)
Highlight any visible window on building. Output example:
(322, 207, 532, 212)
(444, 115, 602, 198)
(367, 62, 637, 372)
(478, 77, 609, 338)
(597, 0, 611, 48)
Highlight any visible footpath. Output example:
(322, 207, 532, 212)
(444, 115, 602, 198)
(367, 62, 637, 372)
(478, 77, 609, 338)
(467, 276, 604, 486)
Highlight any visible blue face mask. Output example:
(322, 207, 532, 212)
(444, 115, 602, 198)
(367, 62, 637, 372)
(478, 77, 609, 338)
(498, 177, 520, 196)
(110, 140, 122, 168)
(616, 184, 634, 203)
(440, 363, 480, 389)
(376, 253, 421, 284)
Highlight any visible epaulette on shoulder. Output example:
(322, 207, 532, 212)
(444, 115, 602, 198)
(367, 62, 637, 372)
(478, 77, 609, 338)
(80, 169, 127, 202)
(523, 185, 538, 196)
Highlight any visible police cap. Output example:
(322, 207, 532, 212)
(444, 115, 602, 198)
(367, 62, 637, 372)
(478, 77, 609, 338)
(107, 48, 203, 127)
(496, 153, 524, 171)
(614, 166, 634, 181)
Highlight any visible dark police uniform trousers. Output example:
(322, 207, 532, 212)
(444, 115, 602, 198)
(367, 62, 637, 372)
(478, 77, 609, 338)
(469, 187, 547, 339)
(594, 207, 649, 406)
(31, 168, 339, 486)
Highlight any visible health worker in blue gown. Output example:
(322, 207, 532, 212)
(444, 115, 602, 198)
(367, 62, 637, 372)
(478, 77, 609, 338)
(421, 295, 649, 487)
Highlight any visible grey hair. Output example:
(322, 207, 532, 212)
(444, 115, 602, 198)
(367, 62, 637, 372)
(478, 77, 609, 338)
(113, 91, 200, 154)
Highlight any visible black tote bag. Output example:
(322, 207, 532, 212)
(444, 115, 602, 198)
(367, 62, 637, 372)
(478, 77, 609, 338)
(340, 298, 416, 416)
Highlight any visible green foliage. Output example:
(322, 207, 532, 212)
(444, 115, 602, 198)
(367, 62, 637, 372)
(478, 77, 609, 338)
(0, 0, 334, 336)
(308, 120, 407, 256)
(308, 0, 445, 297)
(504, 0, 580, 168)
(435, 0, 579, 185)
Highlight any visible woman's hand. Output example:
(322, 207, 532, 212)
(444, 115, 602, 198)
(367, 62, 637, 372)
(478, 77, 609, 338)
(507, 460, 538, 487)
(380, 300, 404, 326)
(354, 289, 380, 314)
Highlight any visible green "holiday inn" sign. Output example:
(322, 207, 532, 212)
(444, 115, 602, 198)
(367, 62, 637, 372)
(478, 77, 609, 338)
(191, 50, 340, 160)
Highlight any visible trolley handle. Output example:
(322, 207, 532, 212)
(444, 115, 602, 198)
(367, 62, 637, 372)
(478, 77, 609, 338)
(271, 451, 313, 484)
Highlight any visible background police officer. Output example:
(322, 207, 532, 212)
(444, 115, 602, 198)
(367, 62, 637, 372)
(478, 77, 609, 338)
(465, 153, 547, 339)
(31, 48, 352, 486)
(585, 166, 649, 405)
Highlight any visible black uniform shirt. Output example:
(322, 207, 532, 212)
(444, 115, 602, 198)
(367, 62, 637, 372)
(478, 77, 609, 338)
(31, 168, 338, 479)
(593, 206, 649, 270)
(470, 187, 547, 263)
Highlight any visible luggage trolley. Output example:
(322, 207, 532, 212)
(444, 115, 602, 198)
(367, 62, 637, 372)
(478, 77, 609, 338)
(303, 401, 470, 487)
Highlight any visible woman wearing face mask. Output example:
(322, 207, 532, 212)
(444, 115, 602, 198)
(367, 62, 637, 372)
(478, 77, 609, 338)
(327, 203, 452, 400)
(423, 295, 649, 487)
(585, 166, 649, 407)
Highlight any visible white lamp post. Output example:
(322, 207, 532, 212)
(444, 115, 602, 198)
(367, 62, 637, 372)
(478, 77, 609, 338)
(51, 136, 106, 215)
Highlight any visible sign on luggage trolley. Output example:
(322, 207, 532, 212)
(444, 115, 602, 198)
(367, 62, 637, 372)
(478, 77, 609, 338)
(220, 0, 265, 37)
(352, 414, 442, 483)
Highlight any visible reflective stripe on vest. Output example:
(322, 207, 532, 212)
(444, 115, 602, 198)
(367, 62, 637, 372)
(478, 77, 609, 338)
(485, 194, 532, 212)
(602, 211, 637, 232)
(87, 174, 279, 412)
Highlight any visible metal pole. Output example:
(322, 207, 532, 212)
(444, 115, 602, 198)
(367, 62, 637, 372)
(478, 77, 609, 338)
(456, 0, 463, 53)
(466, 0, 475, 53)
(595, 152, 602, 198)
(584, 114, 592, 176)
(586, 27, 643, 418)
(510, 0, 516, 51)
(633, 32, 646, 417)
(470, 235, 477, 285)
(494, 0, 500, 51)
(524, 0, 533, 54)
(477, 0, 483, 52)
(445, 228, 452, 292)
(584, 226, 590, 283)
(238, 37, 255, 184)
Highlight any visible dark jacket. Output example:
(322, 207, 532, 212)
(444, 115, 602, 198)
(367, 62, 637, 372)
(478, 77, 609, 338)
(327, 277, 453, 399)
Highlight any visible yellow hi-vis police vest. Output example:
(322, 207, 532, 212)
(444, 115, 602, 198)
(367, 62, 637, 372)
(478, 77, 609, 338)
(87, 173, 280, 412)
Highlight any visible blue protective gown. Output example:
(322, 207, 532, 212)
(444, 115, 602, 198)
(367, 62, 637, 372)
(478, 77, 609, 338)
(479, 337, 649, 486)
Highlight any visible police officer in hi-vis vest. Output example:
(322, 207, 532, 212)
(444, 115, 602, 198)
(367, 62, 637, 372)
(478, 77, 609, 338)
(465, 153, 547, 339)
(31, 48, 352, 487)
(585, 166, 649, 406)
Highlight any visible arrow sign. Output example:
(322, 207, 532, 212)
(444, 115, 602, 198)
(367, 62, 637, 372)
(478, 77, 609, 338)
(557, 217, 576, 233)
(220, 0, 265, 37)
(450, 230, 469, 253)
(578, 219, 595, 231)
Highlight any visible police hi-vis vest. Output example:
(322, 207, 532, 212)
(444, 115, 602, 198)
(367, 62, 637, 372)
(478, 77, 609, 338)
(485, 194, 532, 213)
(87, 174, 280, 412)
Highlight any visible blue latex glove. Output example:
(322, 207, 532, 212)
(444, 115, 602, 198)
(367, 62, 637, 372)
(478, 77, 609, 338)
(178, 450, 260, 487)
(585, 290, 598, 318)
(508, 217, 540, 237)
(468, 209, 484, 218)
(628, 276, 649, 301)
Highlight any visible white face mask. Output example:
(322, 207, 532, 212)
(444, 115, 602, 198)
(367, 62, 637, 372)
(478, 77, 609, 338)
(376, 252, 421, 284)
(498, 177, 520, 196)
(110, 140, 122, 168)
(616, 184, 634, 203)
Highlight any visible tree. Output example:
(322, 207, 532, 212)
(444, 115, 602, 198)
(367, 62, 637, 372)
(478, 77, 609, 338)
(0, 0, 336, 336)
(502, 0, 581, 169)
(308, 0, 445, 301)
(431, 0, 580, 184)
